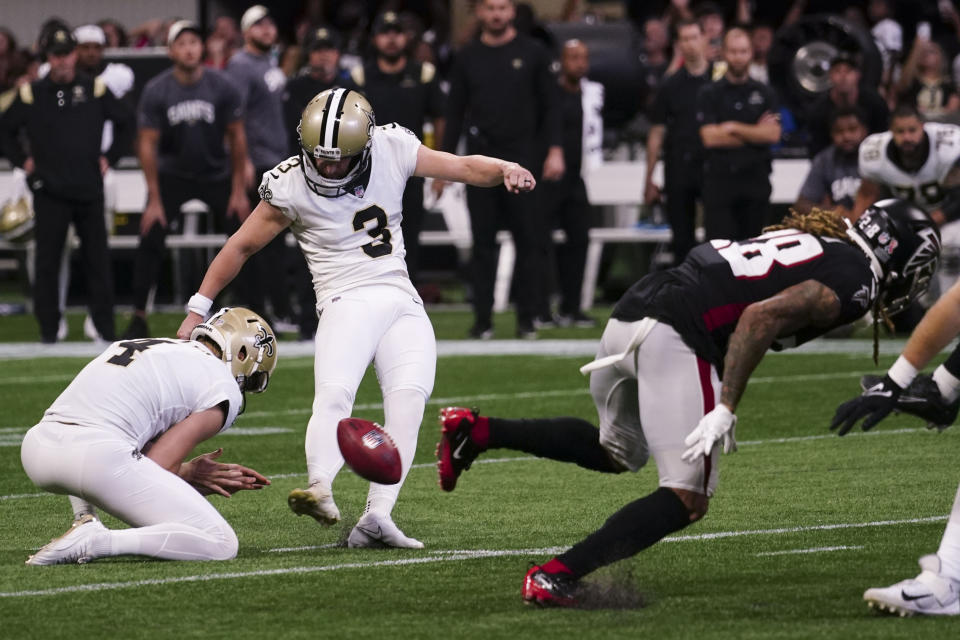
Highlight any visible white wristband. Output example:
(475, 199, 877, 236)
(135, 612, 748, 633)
(887, 355, 919, 389)
(186, 293, 213, 318)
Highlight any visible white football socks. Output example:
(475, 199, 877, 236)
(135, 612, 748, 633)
(937, 482, 960, 582)
(102, 523, 238, 561)
(305, 383, 353, 487)
(363, 389, 425, 516)
(933, 365, 960, 404)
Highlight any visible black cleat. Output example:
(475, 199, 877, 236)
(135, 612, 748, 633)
(861, 373, 959, 430)
(121, 315, 150, 340)
(436, 407, 484, 491)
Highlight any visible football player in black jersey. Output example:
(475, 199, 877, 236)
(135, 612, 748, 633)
(436, 199, 941, 607)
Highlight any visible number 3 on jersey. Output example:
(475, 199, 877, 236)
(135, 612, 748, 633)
(712, 231, 823, 279)
(353, 205, 393, 258)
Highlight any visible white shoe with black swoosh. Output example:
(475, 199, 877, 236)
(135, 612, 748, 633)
(347, 513, 424, 549)
(864, 554, 960, 616)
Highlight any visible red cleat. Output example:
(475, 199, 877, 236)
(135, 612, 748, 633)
(522, 565, 579, 607)
(436, 407, 483, 492)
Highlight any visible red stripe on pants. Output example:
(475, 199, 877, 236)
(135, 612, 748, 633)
(696, 357, 714, 494)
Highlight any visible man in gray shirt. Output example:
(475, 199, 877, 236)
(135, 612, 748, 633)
(795, 107, 867, 218)
(226, 4, 294, 328)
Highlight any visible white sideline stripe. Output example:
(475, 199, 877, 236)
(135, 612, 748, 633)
(268, 543, 340, 553)
(663, 515, 947, 543)
(0, 492, 46, 500)
(0, 546, 567, 598)
(2, 514, 947, 598)
(755, 545, 863, 557)
(738, 427, 922, 447)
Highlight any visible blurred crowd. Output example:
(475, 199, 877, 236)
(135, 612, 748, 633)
(5, 0, 960, 342)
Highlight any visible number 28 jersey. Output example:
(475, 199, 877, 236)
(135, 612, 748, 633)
(257, 123, 421, 304)
(612, 230, 878, 373)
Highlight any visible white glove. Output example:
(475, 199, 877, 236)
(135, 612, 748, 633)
(681, 404, 738, 463)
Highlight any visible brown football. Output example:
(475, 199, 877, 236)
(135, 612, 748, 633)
(336, 418, 402, 485)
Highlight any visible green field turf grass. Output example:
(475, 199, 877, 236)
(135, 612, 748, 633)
(1, 351, 957, 638)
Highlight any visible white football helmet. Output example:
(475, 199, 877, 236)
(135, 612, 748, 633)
(190, 307, 277, 393)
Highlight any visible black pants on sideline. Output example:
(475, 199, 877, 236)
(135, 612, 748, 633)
(401, 176, 426, 286)
(244, 166, 295, 321)
(33, 190, 114, 341)
(664, 162, 703, 264)
(465, 184, 541, 327)
(131, 174, 234, 312)
(539, 175, 591, 315)
(702, 174, 771, 242)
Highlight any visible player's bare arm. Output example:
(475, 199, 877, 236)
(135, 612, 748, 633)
(177, 200, 290, 338)
(145, 406, 228, 474)
(900, 278, 960, 371)
(644, 124, 665, 204)
(413, 145, 536, 193)
(720, 279, 841, 412)
(852, 177, 883, 219)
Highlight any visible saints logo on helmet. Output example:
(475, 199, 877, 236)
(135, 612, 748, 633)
(190, 307, 278, 393)
(0, 197, 35, 243)
(298, 88, 375, 197)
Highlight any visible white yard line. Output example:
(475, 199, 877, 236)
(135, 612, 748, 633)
(754, 545, 864, 557)
(1, 514, 945, 598)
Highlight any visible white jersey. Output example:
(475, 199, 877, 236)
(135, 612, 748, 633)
(859, 122, 960, 211)
(258, 123, 421, 304)
(42, 339, 243, 449)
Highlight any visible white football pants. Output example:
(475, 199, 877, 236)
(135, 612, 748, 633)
(305, 284, 436, 514)
(21, 422, 238, 561)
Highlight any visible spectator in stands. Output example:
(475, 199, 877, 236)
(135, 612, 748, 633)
(122, 21, 248, 339)
(284, 26, 351, 153)
(441, 0, 562, 340)
(806, 52, 889, 157)
(647, 18, 713, 265)
(351, 11, 446, 287)
(795, 107, 867, 218)
(639, 17, 671, 115)
(536, 39, 601, 328)
(98, 19, 128, 48)
(696, 1, 725, 64)
(0, 27, 133, 343)
(697, 27, 781, 241)
(282, 25, 351, 339)
(206, 16, 242, 70)
(897, 37, 960, 119)
(868, 0, 902, 97)
(0, 27, 18, 91)
(226, 5, 296, 332)
(748, 22, 773, 84)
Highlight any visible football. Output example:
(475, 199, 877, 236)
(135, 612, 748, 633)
(336, 418, 402, 485)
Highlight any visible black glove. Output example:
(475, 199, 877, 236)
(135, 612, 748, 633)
(830, 375, 903, 436)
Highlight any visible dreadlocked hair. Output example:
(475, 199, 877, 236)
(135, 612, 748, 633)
(762, 207, 853, 242)
(765, 207, 890, 364)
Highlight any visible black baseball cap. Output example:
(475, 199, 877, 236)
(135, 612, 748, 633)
(372, 11, 403, 34)
(44, 27, 76, 56)
(830, 51, 860, 70)
(305, 26, 341, 50)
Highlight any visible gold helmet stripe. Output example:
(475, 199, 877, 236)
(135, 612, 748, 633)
(323, 87, 348, 149)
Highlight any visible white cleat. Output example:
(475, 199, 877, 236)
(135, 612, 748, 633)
(26, 514, 107, 566)
(864, 554, 960, 616)
(347, 513, 424, 549)
(288, 483, 341, 525)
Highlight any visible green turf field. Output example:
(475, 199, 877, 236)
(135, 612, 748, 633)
(1, 350, 957, 638)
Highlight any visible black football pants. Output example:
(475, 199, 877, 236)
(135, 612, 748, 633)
(702, 174, 771, 242)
